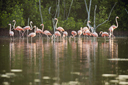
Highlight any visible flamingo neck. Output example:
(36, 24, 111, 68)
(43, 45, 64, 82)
(55, 19, 58, 29)
(13, 21, 16, 29)
(42, 25, 44, 31)
(115, 17, 118, 28)
(87, 21, 90, 29)
(30, 22, 32, 30)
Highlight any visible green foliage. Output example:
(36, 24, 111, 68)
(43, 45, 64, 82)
(95, 5, 111, 32)
(0, 4, 24, 28)
(0, 0, 128, 32)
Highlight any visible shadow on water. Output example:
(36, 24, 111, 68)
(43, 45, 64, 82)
(0, 37, 128, 85)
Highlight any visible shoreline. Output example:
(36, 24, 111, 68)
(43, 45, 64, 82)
(1, 28, 128, 37)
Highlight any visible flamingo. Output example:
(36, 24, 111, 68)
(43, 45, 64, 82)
(87, 21, 92, 31)
(109, 16, 119, 37)
(63, 31, 68, 38)
(54, 18, 65, 32)
(28, 26, 37, 42)
(36, 27, 43, 37)
(51, 31, 61, 41)
(99, 31, 109, 37)
(40, 24, 52, 39)
(13, 20, 24, 37)
(91, 32, 98, 37)
(83, 30, 91, 37)
(82, 27, 89, 33)
(77, 27, 83, 37)
(54, 31, 61, 38)
(22, 21, 33, 37)
(9, 24, 14, 39)
(71, 31, 77, 37)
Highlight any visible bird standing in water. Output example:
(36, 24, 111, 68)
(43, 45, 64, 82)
(28, 26, 37, 42)
(109, 16, 119, 37)
(9, 23, 14, 40)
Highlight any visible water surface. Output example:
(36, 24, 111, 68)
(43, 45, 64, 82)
(0, 37, 128, 85)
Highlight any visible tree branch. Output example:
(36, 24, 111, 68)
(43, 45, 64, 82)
(125, 8, 128, 14)
(96, 2, 117, 29)
(84, 0, 89, 13)
(66, 0, 74, 19)
(48, 6, 52, 14)
(93, 5, 97, 29)
(39, 0, 43, 23)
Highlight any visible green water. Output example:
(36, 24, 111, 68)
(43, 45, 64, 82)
(0, 37, 128, 85)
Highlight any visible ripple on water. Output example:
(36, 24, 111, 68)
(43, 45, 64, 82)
(107, 58, 128, 61)
(11, 69, 22, 72)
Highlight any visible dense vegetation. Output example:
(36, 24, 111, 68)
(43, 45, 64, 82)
(0, 0, 128, 32)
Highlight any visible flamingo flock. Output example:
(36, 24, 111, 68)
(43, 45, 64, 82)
(9, 16, 119, 41)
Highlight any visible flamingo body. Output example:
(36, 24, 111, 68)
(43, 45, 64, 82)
(101, 32, 109, 37)
(14, 26, 24, 31)
(28, 33, 36, 37)
(78, 30, 82, 36)
(9, 31, 14, 36)
(82, 27, 89, 32)
(83, 30, 91, 36)
(36, 28, 42, 33)
(63, 31, 68, 37)
(23, 26, 32, 31)
(43, 30, 52, 36)
(91, 32, 98, 37)
(71, 31, 77, 37)
(55, 31, 61, 36)
(56, 27, 65, 32)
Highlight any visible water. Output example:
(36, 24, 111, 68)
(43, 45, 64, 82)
(0, 37, 128, 85)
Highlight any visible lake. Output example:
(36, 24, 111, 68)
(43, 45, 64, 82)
(0, 37, 128, 85)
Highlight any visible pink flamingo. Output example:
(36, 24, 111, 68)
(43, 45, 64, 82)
(51, 31, 61, 41)
(40, 24, 52, 39)
(36, 27, 43, 37)
(9, 23, 14, 39)
(71, 31, 77, 37)
(54, 18, 65, 32)
(54, 31, 61, 37)
(83, 30, 91, 37)
(91, 32, 98, 37)
(109, 16, 119, 37)
(13, 20, 24, 37)
(22, 21, 33, 37)
(99, 31, 109, 37)
(77, 27, 83, 37)
(63, 31, 68, 38)
(82, 27, 89, 33)
(28, 26, 37, 42)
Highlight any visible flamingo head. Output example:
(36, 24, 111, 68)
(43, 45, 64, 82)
(116, 16, 119, 19)
(33, 25, 36, 29)
(8, 23, 11, 25)
(88, 21, 91, 23)
(40, 24, 44, 26)
(99, 31, 103, 35)
(13, 20, 15, 22)
(80, 27, 82, 30)
(63, 35, 65, 38)
(54, 18, 58, 20)
(30, 21, 33, 24)
(62, 29, 65, 32)
(112, 25, 117, 29)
